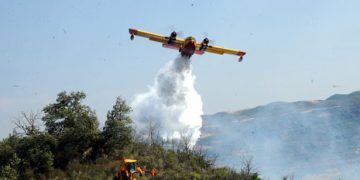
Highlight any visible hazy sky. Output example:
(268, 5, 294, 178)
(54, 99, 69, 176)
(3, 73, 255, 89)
(1, 0, 360, 138)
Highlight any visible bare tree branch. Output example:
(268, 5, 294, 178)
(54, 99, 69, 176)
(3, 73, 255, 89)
(240, 155, 257, 177)
(179, 131, 193, 154)
(13, 111, 41, 136)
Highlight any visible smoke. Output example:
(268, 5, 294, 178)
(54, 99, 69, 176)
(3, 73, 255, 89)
(199, 95, 360, 179)
(131, 56, 203, 145)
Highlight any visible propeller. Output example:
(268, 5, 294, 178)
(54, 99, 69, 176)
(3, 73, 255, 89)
(202, 32, 216, 45)
(168, 25, 184, 38)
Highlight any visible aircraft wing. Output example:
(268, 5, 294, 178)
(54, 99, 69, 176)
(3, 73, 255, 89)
(129, 28, 184, 48)
(198, 44, 246, 61)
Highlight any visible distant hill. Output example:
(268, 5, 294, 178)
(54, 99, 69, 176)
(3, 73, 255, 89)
(198, 91, 360, 179)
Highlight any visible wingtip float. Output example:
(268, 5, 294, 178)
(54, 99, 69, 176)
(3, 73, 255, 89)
(129, 28, 246, 62)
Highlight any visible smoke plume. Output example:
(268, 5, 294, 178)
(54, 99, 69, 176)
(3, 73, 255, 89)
(199, 92, 360, 179)
(132, 56, 203, 145)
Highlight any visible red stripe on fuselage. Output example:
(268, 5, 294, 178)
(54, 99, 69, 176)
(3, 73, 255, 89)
(162, 44, 179, 50)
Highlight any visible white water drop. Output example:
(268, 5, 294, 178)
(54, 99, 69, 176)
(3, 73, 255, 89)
(132, 56, 203, 145)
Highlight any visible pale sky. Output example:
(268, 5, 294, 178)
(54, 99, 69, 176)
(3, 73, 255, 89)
(1, 0, 360, 138)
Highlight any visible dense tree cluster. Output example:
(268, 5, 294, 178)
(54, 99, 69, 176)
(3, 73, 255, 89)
(0, 91, 260, 179)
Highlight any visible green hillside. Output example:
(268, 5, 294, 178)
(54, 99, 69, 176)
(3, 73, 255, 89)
(0, 91, 260, 180)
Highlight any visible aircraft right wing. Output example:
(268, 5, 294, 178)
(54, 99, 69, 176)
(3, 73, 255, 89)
(129, 28, 184, 49)
(201, 44, 246, 61)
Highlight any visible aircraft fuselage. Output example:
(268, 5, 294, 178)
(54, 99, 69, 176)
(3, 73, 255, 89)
(179, 37, 196, 58)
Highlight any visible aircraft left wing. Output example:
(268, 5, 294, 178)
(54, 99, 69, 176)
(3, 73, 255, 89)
(197, 43, 246, 62)
(129, 28, 184, 49)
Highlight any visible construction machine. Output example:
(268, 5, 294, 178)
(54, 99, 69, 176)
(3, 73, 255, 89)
(116, 158, 156, 180)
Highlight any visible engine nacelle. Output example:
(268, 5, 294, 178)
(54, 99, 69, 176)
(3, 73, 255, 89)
(170, 31, 177, 38)
(167, 31, 177, 44)
(202, 38, 209, 44)
(199, 38, 209, 51)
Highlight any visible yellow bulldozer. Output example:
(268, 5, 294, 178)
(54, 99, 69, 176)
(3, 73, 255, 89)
(116, 158, 156, 180)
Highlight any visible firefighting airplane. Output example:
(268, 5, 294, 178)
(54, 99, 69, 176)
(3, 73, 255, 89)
(129, 28, 246, 62)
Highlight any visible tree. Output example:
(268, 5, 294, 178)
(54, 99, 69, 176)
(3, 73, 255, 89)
(0, 153, 20, 179)
(14, 111, 41, 136)
(102, 97, 133, 155)
(240, 156, 260, 180)
(42, 91, 100, 168)
(0, 134, 20, 179)
(144, 118, 162, 146)
(16, 133, 56, 174)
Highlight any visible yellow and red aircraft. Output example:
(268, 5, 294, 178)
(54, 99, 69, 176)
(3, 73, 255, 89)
(129, 28, 246, 62)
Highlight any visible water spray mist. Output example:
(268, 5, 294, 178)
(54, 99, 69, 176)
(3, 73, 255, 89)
(132, 56, 203, 145)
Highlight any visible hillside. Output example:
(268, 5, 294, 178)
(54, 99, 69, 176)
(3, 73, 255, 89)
(0, 91, 259, 179)
(198, 91, 360, 179)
